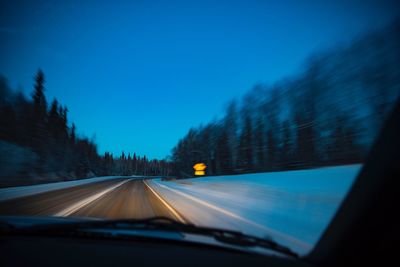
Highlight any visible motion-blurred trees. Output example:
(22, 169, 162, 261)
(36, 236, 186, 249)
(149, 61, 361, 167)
(170, 19, 400, 177)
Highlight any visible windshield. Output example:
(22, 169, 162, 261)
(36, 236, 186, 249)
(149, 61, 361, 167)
(0, 0, 399, 257)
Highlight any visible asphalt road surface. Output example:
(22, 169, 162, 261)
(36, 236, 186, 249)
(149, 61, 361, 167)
(0, 178, 186, 222)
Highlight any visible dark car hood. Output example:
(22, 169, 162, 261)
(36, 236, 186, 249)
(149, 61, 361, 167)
(0, 215, 289, 258)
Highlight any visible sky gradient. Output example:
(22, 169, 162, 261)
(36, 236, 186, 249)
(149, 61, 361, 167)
(1, 0, 399, 159)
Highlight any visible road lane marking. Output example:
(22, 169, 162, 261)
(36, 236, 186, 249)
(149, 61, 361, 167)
(151, 181, 312, 250)
(54, 179, 132, 217)
(143, 180, 187, 224)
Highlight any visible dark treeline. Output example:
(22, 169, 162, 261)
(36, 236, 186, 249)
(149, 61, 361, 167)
(0, 71, 171, 185)
(171, 20, 400, 177)
(102, 152, 171, 177)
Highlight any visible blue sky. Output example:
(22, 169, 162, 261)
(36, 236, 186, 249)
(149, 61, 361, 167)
(1, 0, 399, 159)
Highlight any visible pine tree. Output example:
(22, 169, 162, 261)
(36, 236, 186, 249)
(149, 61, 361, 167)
(254, 117, 265, 170)
(280, 120, 292, 169)
(215, 129, 232, 174)
(236, 116, 253, 172)
(266, 129, 277, 170)
(32, 70, 47, 116)
(30, 69, 48, 169)
(224, 100, 238, 168)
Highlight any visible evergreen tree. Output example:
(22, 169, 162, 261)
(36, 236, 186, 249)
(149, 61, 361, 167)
(266, 129, 276, 170)
(32, 70, 47, 117)
(236, 116, 253, 172)
(30, 69, 48, 170)
(224, 100, 238, 168)
(215, 129, 233, 174)
(254, 117, 265, 170)
(280, 120, 292, 169)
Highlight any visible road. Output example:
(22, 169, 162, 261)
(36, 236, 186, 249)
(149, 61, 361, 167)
(0, 178, 186, 222)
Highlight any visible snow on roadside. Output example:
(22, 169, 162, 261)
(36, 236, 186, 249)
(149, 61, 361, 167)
(150, 165, 362, 255)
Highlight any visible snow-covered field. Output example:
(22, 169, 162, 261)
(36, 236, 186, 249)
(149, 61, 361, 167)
(149, 165, 362, 255)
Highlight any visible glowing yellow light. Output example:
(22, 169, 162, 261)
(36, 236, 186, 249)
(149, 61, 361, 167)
(193, 163, 207, 176)
(195, 170, 205, 175)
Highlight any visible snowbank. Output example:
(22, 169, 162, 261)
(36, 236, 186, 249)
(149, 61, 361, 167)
(150, 165, 362, 255)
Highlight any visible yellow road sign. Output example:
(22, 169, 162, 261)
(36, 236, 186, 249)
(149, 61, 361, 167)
(193, 163, 206, 176)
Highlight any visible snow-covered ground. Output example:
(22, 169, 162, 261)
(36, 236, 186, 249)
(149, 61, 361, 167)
(149, 165, 362, 255)
(0, 175, 140, 201)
